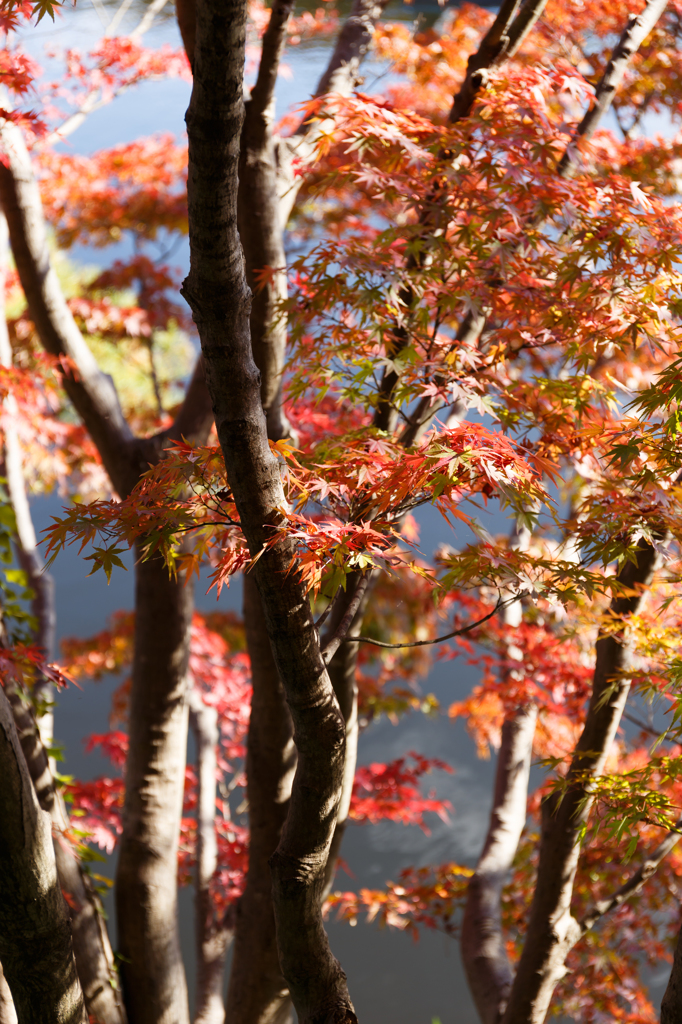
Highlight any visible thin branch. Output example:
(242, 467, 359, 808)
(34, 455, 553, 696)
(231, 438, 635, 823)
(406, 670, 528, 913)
(130, 0, 171, 38)
(622, 709, 661, 739)
(580, 817, 682, 933)
(44, 0, 172, 145)
(0, 115, 137, 496)
(321, 571, 373, 664)
(250, 0, 295, 121)
(557, 0, 668, 174)
(105, 0, 134, 37)
(346, 595, 513, 650)
(448, 0, 549, 124)
(310, 0, 393, 102)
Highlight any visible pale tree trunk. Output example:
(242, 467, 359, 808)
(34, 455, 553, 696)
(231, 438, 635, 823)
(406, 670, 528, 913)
(0, 115, 214, 1024)
(115, 551, 193, 1024)
(0, 684, 87, 1024)
(8, 687, 128, 1024)
(660, 917, 682, 1022)
(0, 964, 16, 1024)
(183, 2, 356, 1019)
(321, 575, 373, 898)
(462, 530, 537, 1024)
(0, 211, 56, 747)
(189, 687, 235, 1024)
(0, 205, 126, 1024)
(462, 707, 537, 1024)
(501, 541, 661, 1024)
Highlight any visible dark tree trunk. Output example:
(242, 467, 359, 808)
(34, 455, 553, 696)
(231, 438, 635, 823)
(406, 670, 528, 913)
(225, 574, 295, 1024)
(182, 2, 356, 1018)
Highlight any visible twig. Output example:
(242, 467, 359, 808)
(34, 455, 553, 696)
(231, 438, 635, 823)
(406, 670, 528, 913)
(580, 817, 682, 933)
(321, 572, 373, 664)
(345, 594, 518, 650)
(43, 0, 172, 146)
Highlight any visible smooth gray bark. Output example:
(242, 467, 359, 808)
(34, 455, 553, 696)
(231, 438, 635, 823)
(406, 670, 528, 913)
(462, 706, 537, 1024)
(462, 530, 535, 1024)
(501, 541, 661, 1024)
(0, 685, 87, 1024)
(115, 550, 193, 1024)
(0, 210, 56, 747)
(189, 688, 234, 1024)
(321, 575, 372, 898)
(0, 964, 16, 1024)
(0, 205, 126, 1024)
(7, 683, 128, 1024)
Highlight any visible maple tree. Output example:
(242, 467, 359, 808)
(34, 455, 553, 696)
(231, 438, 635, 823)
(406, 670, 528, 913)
(3, 0, 682, 1023)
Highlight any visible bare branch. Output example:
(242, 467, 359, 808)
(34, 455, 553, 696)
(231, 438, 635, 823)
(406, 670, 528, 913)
(346, 595, 513, 650)
(580, 818, 682, 933)
(558, 0, 668, 172)
(250, 0, 295, 122)
(130, 0, 171, 39)
(0, 118, 138, 496)
(312, 0, 392, 100)
(321, 571, 373, 663)
(105, 0, 135, 37)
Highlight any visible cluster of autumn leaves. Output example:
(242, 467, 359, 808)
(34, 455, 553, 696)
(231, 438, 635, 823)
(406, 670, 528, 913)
(4, 0, 682, 1019)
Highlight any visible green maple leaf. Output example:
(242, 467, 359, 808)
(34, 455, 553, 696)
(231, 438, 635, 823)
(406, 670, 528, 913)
(32, 0, 62, 22)
(84, 546, 128, 584)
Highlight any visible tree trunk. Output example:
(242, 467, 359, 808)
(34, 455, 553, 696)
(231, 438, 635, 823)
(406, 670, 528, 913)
(0, 685, 87, 1024)
(183, 3, 356, 1018)
(7, 682, 128, 1024)
(462, 707, 537, 1024)
(238, 0, 293, 442)
(1, 71, 216, 1024)
(321, 574, 372, 898)
(225, 573, 295, 1024)
(189, 688, 234, 1024)
(661, 918, 682, 1023)
(501, 541, 660, 1024)
(115, 552, 193, 1024)
(0, 963, 17, 1024)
